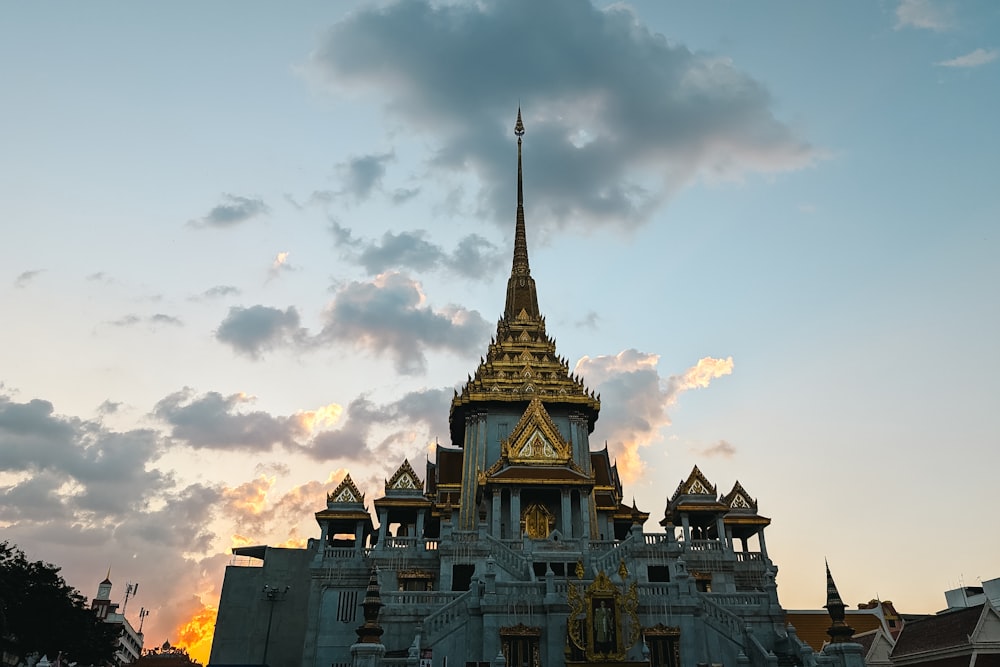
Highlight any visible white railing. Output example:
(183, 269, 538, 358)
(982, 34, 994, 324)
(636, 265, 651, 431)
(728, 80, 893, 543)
(704, 592, 769, 609)
(382, 591, 463, 607)
(734, 551, 762, 561)
(643, 533, 669, 545)
(323, 547, 360, 559)
(424, 588, 474, 643)
(425, 539, 439, 550)
(698, 594, 745, 646)
(687, 539, 723, 551)
(383, 536, 418, 549)
(485, 533, 531, 580)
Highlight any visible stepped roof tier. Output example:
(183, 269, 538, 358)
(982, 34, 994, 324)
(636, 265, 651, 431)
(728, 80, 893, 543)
(449, 108, 600, 446)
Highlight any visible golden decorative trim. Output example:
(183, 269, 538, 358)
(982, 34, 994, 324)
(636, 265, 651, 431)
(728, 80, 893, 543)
(327, 474, 364, 504)
(385, 459, 422, 492)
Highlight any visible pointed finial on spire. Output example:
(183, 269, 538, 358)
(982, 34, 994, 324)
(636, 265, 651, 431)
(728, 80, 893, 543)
(504, 106, 540, 320)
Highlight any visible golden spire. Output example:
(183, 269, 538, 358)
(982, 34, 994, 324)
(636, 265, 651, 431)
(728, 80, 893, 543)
(504, 107, 540, 320)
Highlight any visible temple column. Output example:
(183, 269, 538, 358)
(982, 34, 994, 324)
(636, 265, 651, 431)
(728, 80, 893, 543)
(715, 516, 726, 545)
(681, 515, 691, 543)
(561, 489, 572, 537)
(354, 523, 365, 555)
(511, 489, 521, 538)
(581, 491, 591, 540)
(377, 509, 389, 550)
(416, 510, 425, 539)
(758, 529, 769, 558)
(492, 490, 502, 536)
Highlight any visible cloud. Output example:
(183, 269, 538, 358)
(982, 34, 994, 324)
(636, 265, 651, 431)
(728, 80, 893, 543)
(337, 151, 394, 202)
(109, 314, 142, 327)
(198, 285, 241, 300)
(936, 48, 999, 68)
(215, 305, 304, 358)
(267, 251, 295, 280)
(309, 0, 813, 231)
(895, 0, 953, 31)
(153, 389, 314, 453)
(318, 272, 489, 374)
(151, 384, 450, 466)
(86, 272, 114, 284)
(0, 394, 170, 519)
(14, 270, 43, 288)
(338, 228, 503, 279)
(107, 314, 182, 328)
(576, 350, 733, 480)
(152, 313, 183, 326)
(308, 388, 451, 462)
(695, 439, 737, 459)
(189, 194, 269, 229)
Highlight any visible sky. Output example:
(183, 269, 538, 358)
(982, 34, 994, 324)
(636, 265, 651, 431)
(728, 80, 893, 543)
(1, 0, 998, 662)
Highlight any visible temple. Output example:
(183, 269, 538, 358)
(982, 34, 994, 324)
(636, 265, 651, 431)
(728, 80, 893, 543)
(208, 112, 844, 667)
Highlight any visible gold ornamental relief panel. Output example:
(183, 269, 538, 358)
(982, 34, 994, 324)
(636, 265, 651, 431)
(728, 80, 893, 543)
(521, 503, 555, 539)
(567, 565, 641, 662)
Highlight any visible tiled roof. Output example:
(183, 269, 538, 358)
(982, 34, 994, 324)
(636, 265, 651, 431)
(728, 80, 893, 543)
(786, 611, 885, 651)
(892, 604, 982, 657)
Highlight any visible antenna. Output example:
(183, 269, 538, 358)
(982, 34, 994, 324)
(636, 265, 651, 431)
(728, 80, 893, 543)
(138, 607, 150, 634)
(123, 582, 138, 615)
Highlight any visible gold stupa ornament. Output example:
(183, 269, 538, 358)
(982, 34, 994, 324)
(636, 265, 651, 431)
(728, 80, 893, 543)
(449, 110, 600, 440)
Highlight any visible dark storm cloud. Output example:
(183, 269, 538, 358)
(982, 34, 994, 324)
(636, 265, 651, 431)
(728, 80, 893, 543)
(189, 194, 269, 229)
(310, 0, 813, 230)
(153, 389, 308, 453)
(215, 305, 304, 359)
(14, 270, 44, 288)
(318, 272, 489, 374)
(332, 226, 503, 279)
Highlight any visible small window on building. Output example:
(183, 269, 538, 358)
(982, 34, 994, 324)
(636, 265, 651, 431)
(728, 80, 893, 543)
(648, 565, 670, 583)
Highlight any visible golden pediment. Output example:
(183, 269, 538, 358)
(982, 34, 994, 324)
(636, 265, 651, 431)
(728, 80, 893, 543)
(328, 474, 364, 504)
(504, 399, 572, 465)
(386, 458, 422, 492)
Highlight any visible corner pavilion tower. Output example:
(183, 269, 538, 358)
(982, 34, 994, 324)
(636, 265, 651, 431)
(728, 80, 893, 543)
(208, 113, 816, 667)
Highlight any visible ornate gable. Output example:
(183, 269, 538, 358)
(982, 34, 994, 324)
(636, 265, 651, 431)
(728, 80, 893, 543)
(386, 459, 422, 492)
(503, 398, 572, 465)
(721, 480, 758, 512)
(328, 474, 364, 504)
(670, 465, 717, 503)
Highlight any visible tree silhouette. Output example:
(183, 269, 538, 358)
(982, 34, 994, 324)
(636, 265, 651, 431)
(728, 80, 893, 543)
(0, 542, 118, 665)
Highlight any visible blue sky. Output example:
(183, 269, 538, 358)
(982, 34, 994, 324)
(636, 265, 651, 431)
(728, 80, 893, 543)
(1, 0, 998, 658)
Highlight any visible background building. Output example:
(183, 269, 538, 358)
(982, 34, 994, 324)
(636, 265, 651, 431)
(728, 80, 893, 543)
(91, 574, 144, 665)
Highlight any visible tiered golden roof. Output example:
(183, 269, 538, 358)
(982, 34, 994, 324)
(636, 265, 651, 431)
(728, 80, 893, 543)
(449, 110, 600, 443)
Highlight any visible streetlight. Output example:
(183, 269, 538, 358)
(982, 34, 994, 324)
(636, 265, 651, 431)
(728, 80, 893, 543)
(261, 585, 289, 666)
